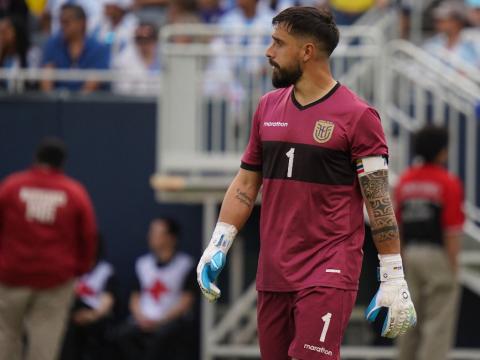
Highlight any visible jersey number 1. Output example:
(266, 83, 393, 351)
(286, 147, 295, 178)
(320, 312, 332, 343)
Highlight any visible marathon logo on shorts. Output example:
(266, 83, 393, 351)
(263, 121, 288, 127)
(304, 344, 333, 356)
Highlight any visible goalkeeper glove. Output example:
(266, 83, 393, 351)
(365, 254, 417, 338)
(196, 222, 237, 302)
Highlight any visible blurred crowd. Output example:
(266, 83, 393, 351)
(0, 0, 478, 96)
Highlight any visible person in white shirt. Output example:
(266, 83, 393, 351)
(98, 0, 138, 63)
(204, 0, 274, 100)
(423, 0, 480, 70)
(115, 218, 196, 360)
(112, 22, 161, 96)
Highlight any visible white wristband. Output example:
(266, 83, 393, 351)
(209, 222, 238, 253)
(378, 254, 405, 282)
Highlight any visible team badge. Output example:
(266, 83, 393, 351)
(313, 120, 335, 143)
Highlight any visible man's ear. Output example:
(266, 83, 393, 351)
(302, 42, 315, 62)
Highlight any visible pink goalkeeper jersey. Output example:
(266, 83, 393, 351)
(241, 83, 388, 291)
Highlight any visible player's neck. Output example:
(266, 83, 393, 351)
(293, 70, 337, 107)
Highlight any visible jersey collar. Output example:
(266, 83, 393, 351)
(291, 81, 341, 111)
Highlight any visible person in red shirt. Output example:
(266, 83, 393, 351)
(0, 137, 97, 360)
(197, 6, 416, 360)
(396, 125, 464, 360)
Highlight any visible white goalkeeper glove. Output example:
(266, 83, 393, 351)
(365, 254, 417, 338)
(197, 222, 237, 302)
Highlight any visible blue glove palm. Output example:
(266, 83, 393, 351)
(198, 251, 226, 301)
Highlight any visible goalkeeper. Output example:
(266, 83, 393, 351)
(197, 6, 416, 360)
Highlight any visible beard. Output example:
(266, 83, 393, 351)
(270, 60, 302, 88)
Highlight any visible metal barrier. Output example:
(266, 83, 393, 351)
(157, 18, 397, 179)
(381, 40, 480, 242)
(0, 68, 161, 95)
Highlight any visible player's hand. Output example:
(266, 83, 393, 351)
(365, 254, 417, 338)
(197, 222, 237, 302)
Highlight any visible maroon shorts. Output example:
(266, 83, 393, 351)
(257, 286, 357, 360)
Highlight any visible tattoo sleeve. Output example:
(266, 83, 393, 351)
(359, 170, 400, 249)
(235, 188, 253, 209)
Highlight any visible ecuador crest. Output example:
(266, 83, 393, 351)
(313, 120, 335, 144)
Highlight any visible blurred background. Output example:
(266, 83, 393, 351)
(0, 0, 479, 359)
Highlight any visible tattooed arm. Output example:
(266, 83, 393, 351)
(359, 169, 400, 254)
(218, 168, 262, 230)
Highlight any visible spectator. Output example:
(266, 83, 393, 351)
(0, 137, 97, 360)
(98, 0, 138, 63)
(133, 0, 170, 28)
(197, 0, 226, 23)
(0, 16, 30, 69)
(43, 0, 103, 35)
(112, 22, 161, 96)
(116, 218, 196, 360)
(395, 126, 464, 360)
(203, 0, 274, 99)
(423, 0, 480, 69)
(40, 4, 110, 93)
(61, 235, 118, 360)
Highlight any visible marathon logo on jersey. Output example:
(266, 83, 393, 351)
(303, 344, 333, 356)
(313, 120, 335, 144)
(263, 121, 288, 127)
(20, 187, 67, 224)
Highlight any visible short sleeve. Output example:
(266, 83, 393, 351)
(240, 98, 263, 171)
(442, 177, 465, 232)
(350, 107, 389, 161)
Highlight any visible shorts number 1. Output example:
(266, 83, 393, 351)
(320, 312, 332, 343)
(286, 147, 295, 178)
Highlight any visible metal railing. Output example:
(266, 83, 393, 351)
(0, 68, 162, 96)
(381, 40, 480, 241)
(157, 18, 397, 179)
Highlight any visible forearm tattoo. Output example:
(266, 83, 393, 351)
(235, 188, 253, 208)
(359, 170, 399, 244)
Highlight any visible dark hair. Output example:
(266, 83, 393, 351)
(414, 125, 448, 163)
(35, 137, 67, 169)
(0, 16, 30, 68)
(60, 3, 87, 21)
(157, 218, 180, 238)
(272, 6, 339, 56)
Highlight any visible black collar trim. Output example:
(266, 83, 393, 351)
(291, 82, 341, 111)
